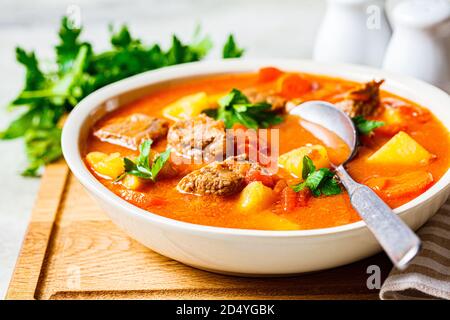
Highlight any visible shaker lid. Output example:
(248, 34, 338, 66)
(393, 0, 450, 29)
(328, 0, 381, 4)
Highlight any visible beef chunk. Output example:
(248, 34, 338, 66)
(243, 88, 287, 112)
(177, 163, 244, 196)
(167, 114, 226, 162)
(335, 80, 384, 117)
(94, 113, 168, 150)
(177, 155, 267, 196)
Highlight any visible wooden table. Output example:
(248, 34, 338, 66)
(6, 161, 391, 300)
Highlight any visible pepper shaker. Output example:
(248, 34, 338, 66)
(313, 0, 392, 67)
(382, 0, 450, 92)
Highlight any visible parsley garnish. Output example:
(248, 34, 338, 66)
(1, 17, 243, 176)
(352, 115, 384, 135)
(223, 34, 244, 58)
(122, 140, 171, 182)
(292, 156, 341, 197)
(205, 89, 284, 129)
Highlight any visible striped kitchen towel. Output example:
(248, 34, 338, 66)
(380, 199, 450, 300)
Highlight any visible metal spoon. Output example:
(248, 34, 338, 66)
(290, 100, 421, 270)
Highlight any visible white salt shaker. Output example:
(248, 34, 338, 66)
(313, 0, 392, 67)
(382, 0, 450, 92)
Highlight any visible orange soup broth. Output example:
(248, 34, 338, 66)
(86, 73, 450, 230)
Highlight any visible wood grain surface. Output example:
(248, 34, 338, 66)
(6, 161, 391, 300)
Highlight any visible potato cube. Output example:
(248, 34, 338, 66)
(367, 131, 433, 166)
(163, 92, 209, 121)
(278, 145, 330, 178)
(121, 174, 143, 190)
(86, 151, 107, 165)
(239, 181, 275, 212)
(86, 152, 125, 179)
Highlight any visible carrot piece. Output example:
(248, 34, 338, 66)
(364, 176, 388, 194)
(278, 74, 312, 99)
(365, 171, 433, 200)
(258, 67, 283, 82)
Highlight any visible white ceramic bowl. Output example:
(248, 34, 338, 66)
(62, 59, 450, 275)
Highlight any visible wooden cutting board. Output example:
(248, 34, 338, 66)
(6, 160, 392, 300)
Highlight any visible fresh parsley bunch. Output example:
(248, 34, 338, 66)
(1, 17, 244, 176)
(292, 156, 342, 197)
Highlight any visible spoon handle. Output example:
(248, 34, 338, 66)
(335, 165, 421, 270)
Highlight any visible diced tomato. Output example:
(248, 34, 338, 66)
(375, 123, 406, 137)
(278, 74, 312, 99)
(258, 67, 283, 82)
(279, 184, 312, 212)
(245, 168, 276, 188)
(296, 188, 312, 207)
(398, 105, 431, 123)
(281, 186, 298, 212)
(273, 179, 288, 195)
(232, 123, 247, 131)
(383, 98, 432, 124)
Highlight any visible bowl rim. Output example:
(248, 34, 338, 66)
(62, 58, 450, 238)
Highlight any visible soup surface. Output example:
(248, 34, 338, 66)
(85, 68, 449, 230)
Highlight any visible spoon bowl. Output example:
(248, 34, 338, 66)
(290, 100, 358, 163)
(290, 101, 422, 270)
